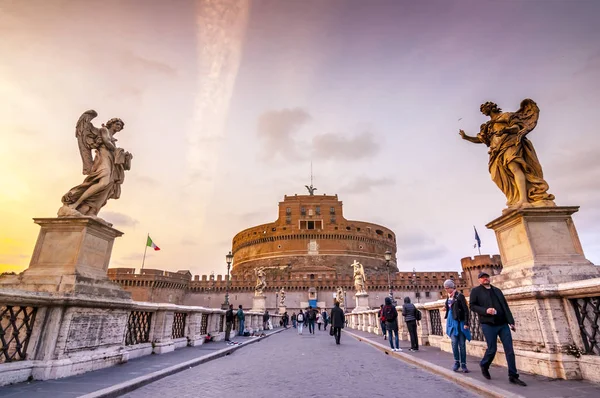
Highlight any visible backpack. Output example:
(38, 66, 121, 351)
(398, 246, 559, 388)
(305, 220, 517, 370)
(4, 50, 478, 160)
(297, 313, 304, 322)
(308, 310, 316, 320)
(383, 305, 396, 322)
(415, 308, 422, 321)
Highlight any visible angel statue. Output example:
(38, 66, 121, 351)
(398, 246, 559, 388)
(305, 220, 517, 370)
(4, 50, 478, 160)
(254, 267, 267, 296)
(335, 287, 345, 307)
(459, 99, 555, 212)
(58, 110, 133, 220)
(305, 184, 317, 195)
(279, 287, 286, 306)
(351, 260, 367, 294)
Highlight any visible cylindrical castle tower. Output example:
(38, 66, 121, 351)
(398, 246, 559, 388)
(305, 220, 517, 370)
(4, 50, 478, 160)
(231, 193, 397, 277)
(460, 254, 503, 288)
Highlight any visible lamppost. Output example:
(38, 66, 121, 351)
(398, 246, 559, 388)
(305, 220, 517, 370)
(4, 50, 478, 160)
(223, 251, 233, 308)
(384, 250, 394, 304)
(412, 267, 420, 303)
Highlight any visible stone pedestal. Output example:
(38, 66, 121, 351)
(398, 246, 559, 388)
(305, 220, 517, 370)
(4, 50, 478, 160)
(279, 306, 286, 315)
(251, 294, 266, 312)
(487, 206, 600, 289)
(352, 292, 370, 313)
(0, 217, 130, 299)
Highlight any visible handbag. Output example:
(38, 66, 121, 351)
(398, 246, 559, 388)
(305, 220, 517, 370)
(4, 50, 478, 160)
(329, 326, 335, 336)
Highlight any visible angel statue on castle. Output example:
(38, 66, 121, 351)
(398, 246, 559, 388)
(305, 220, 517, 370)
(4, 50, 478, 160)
(459, 99, 555, 212)
(58, 110, 132, 220)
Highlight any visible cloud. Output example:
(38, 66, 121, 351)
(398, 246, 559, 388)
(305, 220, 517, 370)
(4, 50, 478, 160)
(395, 233, 435, 247)
(101, 211, 139, 227)
(339, 176, 394, 194)
(133, 175, 160, 187)
(399, 246, 448, 261)
(257, 108, 311, 160)
(312, 131, 380, 161)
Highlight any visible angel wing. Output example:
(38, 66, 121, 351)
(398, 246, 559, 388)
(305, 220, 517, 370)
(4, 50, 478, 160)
(75, 110, 101, 174)
(510, 99, 540, 139)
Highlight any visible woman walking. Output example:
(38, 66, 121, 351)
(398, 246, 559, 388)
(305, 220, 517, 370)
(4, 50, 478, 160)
(444, 279, 471, 372)
(382, 297, 402, 352)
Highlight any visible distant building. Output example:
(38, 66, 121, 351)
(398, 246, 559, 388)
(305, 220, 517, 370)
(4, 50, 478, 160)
(109, 190, 497, 310)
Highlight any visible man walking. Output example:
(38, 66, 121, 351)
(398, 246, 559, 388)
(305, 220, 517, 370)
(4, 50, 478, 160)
(322, 308, 329, 331)
(263, 310, 270, 330)
(296, 310, 305, 334)
(225, 304, 234, 342)
(470, 272, 526, 386)
(307, 306, 316, 334)
(236, 305, 245, 336)
(402, 297, 419, 351)
(330, 301, 345, 345)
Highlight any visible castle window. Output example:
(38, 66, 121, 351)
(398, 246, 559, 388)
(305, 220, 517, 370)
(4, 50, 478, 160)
(330, 215, 336, 223)
(272, 227, 276, 232)
(301, 207, 306, 216)
(416, 292, 421, 298)
(307, 221, 315, 230)
(346, 226, 351, 231)
(316, 206, 321, 215)
(286, 216, 291, 224)
(310, 274, 315, 280)
(286, 207, 291, 215)
(357, 227, 361, 232)
(376, 229, 383, 236)
(425, 292, 430, 298)
(329, 207, 335, 215)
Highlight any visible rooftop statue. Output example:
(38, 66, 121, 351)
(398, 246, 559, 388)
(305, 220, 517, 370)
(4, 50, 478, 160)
(459, 99, 555, 212)
(58, 110, 133, 220)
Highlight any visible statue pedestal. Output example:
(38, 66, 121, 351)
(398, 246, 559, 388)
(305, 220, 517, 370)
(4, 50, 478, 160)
(352, 292, 370, 313)
(251, 295, 266, 312)
(0, 217, 130, 299)
(279, 306, 286, 315)
(487, 206, 600, 289)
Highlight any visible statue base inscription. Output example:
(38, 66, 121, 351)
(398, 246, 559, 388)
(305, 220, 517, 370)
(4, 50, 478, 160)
(251, 295, 266, 312)
(487, 206, 600, 289)
(0, 217, 130, 299)
(352, 292, 370, 313)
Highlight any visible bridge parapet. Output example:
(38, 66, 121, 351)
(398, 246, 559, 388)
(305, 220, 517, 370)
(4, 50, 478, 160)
(344, 277, 600, 383)
(0, 290, 281, 386)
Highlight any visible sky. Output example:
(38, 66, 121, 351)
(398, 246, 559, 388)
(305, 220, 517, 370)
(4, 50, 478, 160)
(1, 0, 599, 278)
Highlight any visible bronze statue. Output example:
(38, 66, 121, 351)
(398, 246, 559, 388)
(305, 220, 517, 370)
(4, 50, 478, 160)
(58, 110, 133, 219)
(305, 184, 317, 195)
(459, 99, 555, 211)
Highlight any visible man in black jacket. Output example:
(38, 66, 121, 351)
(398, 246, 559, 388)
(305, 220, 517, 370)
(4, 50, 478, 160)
(470, 272, 526, 387)
(225, 304, 234, 342)
(330, 301, 345, 345)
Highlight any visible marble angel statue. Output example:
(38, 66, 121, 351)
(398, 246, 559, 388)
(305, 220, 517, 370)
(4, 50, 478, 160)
(58, 110, 132, 219)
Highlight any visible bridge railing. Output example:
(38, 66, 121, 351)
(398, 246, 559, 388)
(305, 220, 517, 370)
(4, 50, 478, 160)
(344, 277, 600, 383)
(0, 289, 280, 386)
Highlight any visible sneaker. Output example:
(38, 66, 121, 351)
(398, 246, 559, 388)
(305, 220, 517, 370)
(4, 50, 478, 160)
(452, 362, 460, 372)
(396, 348, 403, 352)
(461, 365, 470, 373)
(409, 348, 415, 352)
(481, 366, 491, 380)
(509, 377, 527, 386)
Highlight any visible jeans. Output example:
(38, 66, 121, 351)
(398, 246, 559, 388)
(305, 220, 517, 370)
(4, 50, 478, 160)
(333, 327, 342, 344)
(292, 320, 297, 328)
(318, 323, 322, 330)
(308, 320, 315, 334)
(387, 327, 399, 349)
(238, 319, 245, 336)
(481, 323, 518, 378)
(380, 322, 387, 337)
(298, 323, 304, 334)
(225, 321, 232, 341)
(406, 320, 419, 350)
(451, 330, 467, 365)
(324, 320, 328, 330)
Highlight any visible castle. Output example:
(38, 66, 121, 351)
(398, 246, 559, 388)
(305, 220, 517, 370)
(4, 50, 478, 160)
(108, 190, 502, 311)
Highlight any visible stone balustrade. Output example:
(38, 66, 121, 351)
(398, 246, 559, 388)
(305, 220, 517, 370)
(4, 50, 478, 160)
(0, 289, 281, 386)
(345, 277, 600, 383)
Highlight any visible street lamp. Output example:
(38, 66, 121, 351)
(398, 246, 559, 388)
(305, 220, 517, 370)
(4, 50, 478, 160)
(224, 251, 233, 307)
(412, 267, 420, 303)
(384, 250, 393, 303)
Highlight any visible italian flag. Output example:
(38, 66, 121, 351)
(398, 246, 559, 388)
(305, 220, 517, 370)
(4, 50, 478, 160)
(146, 236, 160, 251)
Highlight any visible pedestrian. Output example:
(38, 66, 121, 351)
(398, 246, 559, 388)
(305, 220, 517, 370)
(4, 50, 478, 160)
(378, 304, 387, 340)
(236, 305, 245, 336)
(225, 304, 234, 342)
(322, 309, 329, 331)
(307, 306, 316, 334)
(330, 300, 345, 345)
(382, 297, 401, 352)
(470, 272, 526, 386)
(317, 311, 323, 330)
(444, 279, 471, 373)
(402, 297, 419, 352)
(263, 310, 270, 330)
(291, 312, 297, 328)
(283, 312, 289, 328)
(297, 310, 305, 334)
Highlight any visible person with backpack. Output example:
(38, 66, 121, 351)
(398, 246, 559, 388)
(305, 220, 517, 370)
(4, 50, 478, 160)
(382, 297, 401, 352)
(444, 279, 471, 373)
(225, 304, 234, 342)
(263, 310, 270, 330)
(402, 297, 419, 351)
(321, 309, 329, 331)
(236, 305, 245, 336)
(296, 310, 305, 335)
(291, 312, 297, 328)
(307, 306, 316, 334)
(378, 304, 387, 340)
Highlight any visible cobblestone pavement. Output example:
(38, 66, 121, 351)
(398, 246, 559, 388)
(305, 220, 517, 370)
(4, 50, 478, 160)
(123, 328, 478, 398)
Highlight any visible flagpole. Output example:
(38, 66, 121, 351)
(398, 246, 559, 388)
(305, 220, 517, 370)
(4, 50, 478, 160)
(141, 233, 149, 271)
